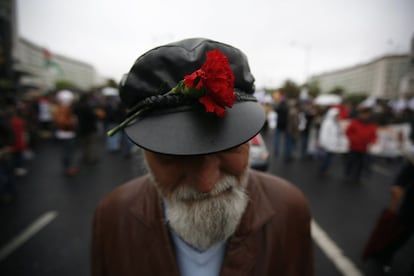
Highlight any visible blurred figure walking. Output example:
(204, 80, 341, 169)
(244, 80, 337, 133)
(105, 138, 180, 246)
(273, 95, 287, 156)
(0, 105, 15, 204)
(53, 90, 78, 176)
(119, 103, 134, 158)
(37, 95, 53, 137)
(363, 146, 414, 274)
(318, 108, 348, 175)
(345, 107, 377, 183)
(74, 93, 99, 165)
(7, 100, 29, 176)
(299, 102, 315, 160)
(274, 97, 301, 162)
(104, 96, 123, 152)
(286, 99, 300, 162)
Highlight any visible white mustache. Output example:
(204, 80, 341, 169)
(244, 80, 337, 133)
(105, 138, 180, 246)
(170, 175, 238, 202)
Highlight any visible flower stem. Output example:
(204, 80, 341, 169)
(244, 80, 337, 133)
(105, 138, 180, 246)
(107, 109, 145, 137)
(107, 80, 190, 137)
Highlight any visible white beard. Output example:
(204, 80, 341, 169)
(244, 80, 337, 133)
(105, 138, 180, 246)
(150, 172, 249, 250)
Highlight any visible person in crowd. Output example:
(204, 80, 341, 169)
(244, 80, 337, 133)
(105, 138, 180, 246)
(37, 95, 53, 136)
(119, 102, 134, 158)
(400, 108, 414, 136)
(84, 92, 106, 137)
(0, 104, 16, 204)
(332, 102, 349, 120)
(103, 95, 124, 152)
(53, 90, 78, 176)
(7, 100, 29, 176)
(92, 38, 313, 276)
(317, 107, 348, 176)
(306, 105, 324, 159)
(74, 93, 99, 165)
(383, 156, 414, 273)
(273, 93, 290, 158)
(365, 131, 414, 274)
(285, 98, 300, 162)
(19, 93, 40, 150)
(345, 106, 377, 183)
(298, 101, 315, 160)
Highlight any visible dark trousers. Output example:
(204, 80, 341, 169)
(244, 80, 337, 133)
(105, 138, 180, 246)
(60, 138, 77, 169)
(0, 158, 15, 195)
(319, 150, 333, 173)
(300, 131, 310, 159)
(79, 133, 99, 164)
(274, 129, 295, 161)
(345, 151, 367, 182)
(13, 151, 24, 169)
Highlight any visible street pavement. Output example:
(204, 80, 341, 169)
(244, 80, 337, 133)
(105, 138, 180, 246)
(0, 132, 413, 276)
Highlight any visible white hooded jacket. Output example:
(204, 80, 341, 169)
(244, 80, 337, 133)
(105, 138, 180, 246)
(318, 108, 348, 153)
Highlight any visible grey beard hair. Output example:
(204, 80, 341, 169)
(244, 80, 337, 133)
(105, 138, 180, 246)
(147, 167, 249, 250)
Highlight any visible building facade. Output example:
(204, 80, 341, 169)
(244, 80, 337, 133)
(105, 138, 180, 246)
(14, 38, 96, 92)
(0, 0, 16, 90)
(310, 54, 412, 99)
(3, 0, 98, 94)
(399, 36, 414, 97)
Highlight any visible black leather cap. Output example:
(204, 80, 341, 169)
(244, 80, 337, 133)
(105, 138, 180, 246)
(120, 38, 265, 155)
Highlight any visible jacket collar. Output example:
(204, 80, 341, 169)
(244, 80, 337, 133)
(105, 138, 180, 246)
(128, 176, 168, 245)
(218, 171, 277, 275)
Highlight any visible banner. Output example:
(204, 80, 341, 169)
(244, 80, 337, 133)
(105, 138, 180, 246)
(369, 123, 413, 157)
(334, 120, 412, 157)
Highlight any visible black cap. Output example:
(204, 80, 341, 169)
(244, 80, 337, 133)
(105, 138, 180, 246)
(119, 38, 265, 155)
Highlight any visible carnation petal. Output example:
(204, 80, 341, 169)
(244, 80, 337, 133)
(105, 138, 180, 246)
(199, 95, 216, 113)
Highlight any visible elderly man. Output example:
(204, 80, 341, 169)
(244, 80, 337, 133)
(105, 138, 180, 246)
(92, 38, 313, 276)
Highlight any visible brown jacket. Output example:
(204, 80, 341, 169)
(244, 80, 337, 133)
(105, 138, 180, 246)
(91, 170, 313, 275)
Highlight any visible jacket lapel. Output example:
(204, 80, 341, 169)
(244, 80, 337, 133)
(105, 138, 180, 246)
(128, 177, 181, 276)
(220, 171, 276, 275)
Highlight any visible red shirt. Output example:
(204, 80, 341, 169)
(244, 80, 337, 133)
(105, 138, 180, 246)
(10, 116, 27, 152)
(346, 119, 377, 152)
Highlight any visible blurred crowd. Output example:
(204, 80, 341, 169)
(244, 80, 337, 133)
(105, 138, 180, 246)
(0, 88, 132, 204)
(263, 92, 414, 167)
(1, 88, 413, 272)
(263, 91, 414, 272)
(2, 89, 414, 204)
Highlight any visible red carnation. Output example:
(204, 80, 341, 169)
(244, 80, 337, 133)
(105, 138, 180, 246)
(184, 49, 235, 117)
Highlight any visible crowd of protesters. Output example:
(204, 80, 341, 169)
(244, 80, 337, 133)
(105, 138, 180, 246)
(0, 88, 131, 204)
(266, 92, 414, 174)
(266, 92, 414, 273)
(2, 89, 413, 196)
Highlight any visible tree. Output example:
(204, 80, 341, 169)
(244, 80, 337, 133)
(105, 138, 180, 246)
(329, 86, 345, 96)
(105, 78, 119, 88)
(280, 79, 300, 98)
(55, 79, 76, 90)
(303, 80, 321, 98)
(343, 93, 367, 105)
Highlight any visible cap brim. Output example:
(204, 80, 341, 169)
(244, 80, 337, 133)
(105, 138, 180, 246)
(124, 101, 265, 155)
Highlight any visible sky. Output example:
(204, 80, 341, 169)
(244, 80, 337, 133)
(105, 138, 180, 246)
(16, 0, 414, 89)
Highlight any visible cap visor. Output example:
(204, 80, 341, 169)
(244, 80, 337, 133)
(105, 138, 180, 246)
(124, 101, 265, 155)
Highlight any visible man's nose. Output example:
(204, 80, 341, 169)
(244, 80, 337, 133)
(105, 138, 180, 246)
(187, 155, 221, 193)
